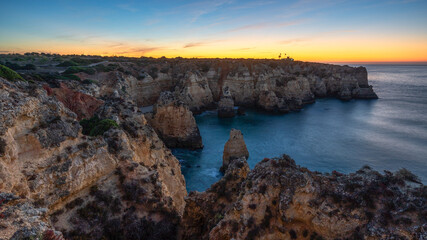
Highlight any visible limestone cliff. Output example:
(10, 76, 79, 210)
(66, 59, 377, 114)
(0, 77, 187, 239)
(150, 91, 203, 149)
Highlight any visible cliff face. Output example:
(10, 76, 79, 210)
(150, 91, 203, 149)
(71, 59, 377, 113)
(181, 155, 426, 240)
(0, 78, 186, 239)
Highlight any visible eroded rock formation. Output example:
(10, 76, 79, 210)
(222, 129, 249, 172)
(0, 57, 393, 240)
(182, 155, 426, 240)
(0, 77, 186, 239)
(150, 91, 203, 149)
(62, 59, 377, 114)
(43, 83, 104, 120)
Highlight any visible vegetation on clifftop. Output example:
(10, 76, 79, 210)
(80, 115, 119, 136)
(0, 65, 24, 81)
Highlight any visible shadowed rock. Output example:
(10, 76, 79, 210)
(150, 91, 203, 149)
(222, 129, 249, 172)
(218, 87, 235, 118)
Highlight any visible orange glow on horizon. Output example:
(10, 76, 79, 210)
(2, 35, 426, 63)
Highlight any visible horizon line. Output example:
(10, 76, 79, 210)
(1, 52, 426, 65)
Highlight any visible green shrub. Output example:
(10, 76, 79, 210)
(22, 64, 37, 70)
(70, 57, 102, 65)
(94, 64, 117, 72)
(59, 74, 81, 81)
(80, 116, 119, 136)
(80, 115, 100, 135)
(82, 79, 98, 85)
(57, 60, 79, 67)
(4, 62, 36, 71)
(0, 65, 24, 81)
(90, 119, 118, 136)
(4, 62, 21, 70)
(64, 66, 95, 75)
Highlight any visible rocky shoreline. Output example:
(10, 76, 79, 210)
(0, 56, 423, 240)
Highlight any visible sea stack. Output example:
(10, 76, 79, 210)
(151, 91, 203, 149)
(222, 129, 249, 172)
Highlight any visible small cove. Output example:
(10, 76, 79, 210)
(173, 65, 427, 192)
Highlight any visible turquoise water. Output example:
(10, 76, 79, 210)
(173, 65, 427, 192)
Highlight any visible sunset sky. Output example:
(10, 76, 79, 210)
(1, 0, 426, 62)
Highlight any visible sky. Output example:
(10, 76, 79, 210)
(0, 0, 426, 62)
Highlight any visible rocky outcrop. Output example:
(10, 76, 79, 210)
(218, 87, 235, 118)
(222, 129, 249, 172)
(0, 193, 64, 240)
(37, 59, 378, 113)
(43, 82, 104, 120)
(176, 71, 214, 113)
(182, 155, 426, 240)
(0, 78, 187, 239)
(150, 91, 203, 149)
(180, 158, 250, 240)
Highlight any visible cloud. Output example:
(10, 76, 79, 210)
(183, 40, 222, 48)
(107, 42, 126, 48)
(115, 47, 162, 55)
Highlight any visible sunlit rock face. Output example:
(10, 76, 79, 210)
(0, 78, 186, 239)
(150, 91, 203, 149)
(70, 59, 377, 113)
(176, 71, 215, 113)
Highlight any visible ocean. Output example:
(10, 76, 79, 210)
(173, 65, 427, 192)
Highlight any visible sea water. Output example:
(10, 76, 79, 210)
(173, 65, 427, 192)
